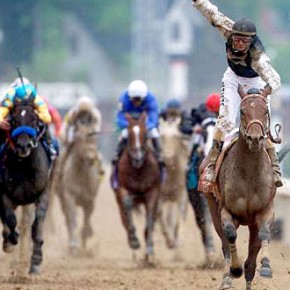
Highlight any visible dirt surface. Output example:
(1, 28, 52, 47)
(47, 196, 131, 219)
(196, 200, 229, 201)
(0, 172, 290, 290)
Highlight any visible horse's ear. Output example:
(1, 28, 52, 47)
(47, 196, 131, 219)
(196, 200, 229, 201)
(125, 113, 132, 122)
(238, 85, 246, 99)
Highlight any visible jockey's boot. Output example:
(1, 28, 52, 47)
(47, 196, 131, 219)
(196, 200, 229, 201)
(111, 138, 127, 166)
(204, 139, 224, 183)
(267, 147, 283, 187)
(152, 137, 166, 181)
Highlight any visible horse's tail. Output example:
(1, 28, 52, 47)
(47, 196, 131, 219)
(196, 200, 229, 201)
(278, 143, 290, 163)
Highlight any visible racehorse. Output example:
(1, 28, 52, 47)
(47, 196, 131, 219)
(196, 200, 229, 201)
(0, 103, 51, 274)
(204, 87, 278, 290)
(158, 116, 189, 249)
(112, 112, 161, 263)
(56, 107, 102, 253)
(186, 105, 216, 264)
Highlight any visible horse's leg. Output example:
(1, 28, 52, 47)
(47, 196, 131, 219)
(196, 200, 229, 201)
(19, 205, 34, 260)
(116, 188, 140, 249)
(158, 200, 173, 249)
(220, 206, 243, 279)
(244, 224, 261, 290)
(29, 189, 49, 274)
(144, 187, 159, 262)
(256, 202, 275, 279)
(173, 199, 181, 248)
(206, 195, 232, 289)
(59, 191, 78, 253)
(81, 202, 94, 249)
(189, 189, 215, 258)
(0, 195, 18, 253)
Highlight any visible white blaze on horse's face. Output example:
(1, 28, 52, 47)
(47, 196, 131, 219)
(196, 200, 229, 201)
(21, 110, 27, 117)
(133, 125, 141, 149)
(132, 125, 143, 160)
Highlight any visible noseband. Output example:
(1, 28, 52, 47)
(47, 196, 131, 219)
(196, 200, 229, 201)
(240, 94, 269, 140)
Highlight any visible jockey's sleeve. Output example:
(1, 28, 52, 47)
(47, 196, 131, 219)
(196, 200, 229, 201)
(192, 0, 234, 40)
(33, 95, 52, 124)
(251, 52, 281, 94)
(116, 92, 129, 129)
(116, 110, 128, 129)
(0, 89, 15, 121)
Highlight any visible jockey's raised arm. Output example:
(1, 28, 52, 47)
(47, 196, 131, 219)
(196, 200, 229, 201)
(192, 0, 234, 39)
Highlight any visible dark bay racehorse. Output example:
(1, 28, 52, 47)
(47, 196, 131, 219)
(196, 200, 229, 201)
(205, 88, 277, 290)
(112, 113, 161, 263)
(0, 103, 51, 274)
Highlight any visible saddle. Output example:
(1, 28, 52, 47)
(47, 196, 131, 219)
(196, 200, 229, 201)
(198, 141, 236, 200)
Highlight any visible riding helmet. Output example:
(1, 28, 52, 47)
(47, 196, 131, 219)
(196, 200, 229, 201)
(232, 18, 257, 36)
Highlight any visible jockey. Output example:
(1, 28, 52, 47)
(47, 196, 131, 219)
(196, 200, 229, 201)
(160, 98, 193, 136)
(59, 96, 105, 175)
(192, 0, 282, 187)
(0, 79, 57, 159)
(112, 79, 165, 171)
(43, 96, 62, 138)
(191, 93, 220, 156)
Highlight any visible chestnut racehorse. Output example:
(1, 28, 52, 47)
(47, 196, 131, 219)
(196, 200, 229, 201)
(205, 88, 278, 290)
(112, 113, 161, 263)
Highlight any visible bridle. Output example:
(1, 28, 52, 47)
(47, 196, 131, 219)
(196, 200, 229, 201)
(239, 94, 270, 140)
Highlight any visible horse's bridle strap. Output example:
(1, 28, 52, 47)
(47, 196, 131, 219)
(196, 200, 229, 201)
(244, 119, 267, 138)
(241, 94, 269, 138)
(241, 94, 267, 105)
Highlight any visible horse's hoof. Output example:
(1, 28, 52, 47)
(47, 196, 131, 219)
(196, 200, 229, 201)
(70, 246, 79, 256)
(3, 241, 16, 253)
(129, 236, 140, 250)
(219, 274, 233, 290)
(246, 281, 252, 290)
(260, 266, 272, 278)
(29, 265, 41, 275)
(145, 254, 156, 267)
(230, 266, 243, 278)
(167, 240, 177, 249)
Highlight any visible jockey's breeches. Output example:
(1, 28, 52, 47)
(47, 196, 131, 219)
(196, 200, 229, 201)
(217, 67, 271, 136)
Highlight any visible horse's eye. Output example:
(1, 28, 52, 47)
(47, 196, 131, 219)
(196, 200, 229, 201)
(240, 110, 245, 116)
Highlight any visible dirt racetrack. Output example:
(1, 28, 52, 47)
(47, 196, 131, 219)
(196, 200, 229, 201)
(0, 172, 289, 290)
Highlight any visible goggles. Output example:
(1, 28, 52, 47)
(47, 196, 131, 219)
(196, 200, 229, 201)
(232, 35, 252, 45)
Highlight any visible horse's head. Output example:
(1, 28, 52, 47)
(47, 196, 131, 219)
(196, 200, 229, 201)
(126, 112, 147, 168)
(238, 86, 270, 151)
(159, 117, 183, 161)
(10, 104, 40, 157)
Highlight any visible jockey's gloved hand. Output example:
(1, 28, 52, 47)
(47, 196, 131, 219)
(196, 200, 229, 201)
(0, 120, 11, 131)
